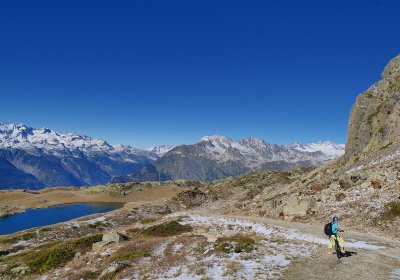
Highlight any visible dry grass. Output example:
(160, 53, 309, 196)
(223, 260, 244, 276)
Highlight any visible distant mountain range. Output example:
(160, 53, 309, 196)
(0, 123, 344, 189)
(113, 135, 344, 182)
(0, 123, 157, 189)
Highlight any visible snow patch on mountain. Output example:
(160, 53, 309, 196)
(0, 122, 155, 161)
(198, 135, 344, 168)
(289, 141, 345, 159)
(146, 145, 176, 157)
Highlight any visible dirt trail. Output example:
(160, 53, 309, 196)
(193, 210, 400, 280)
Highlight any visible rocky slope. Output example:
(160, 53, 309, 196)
(0, 123, 157, 189)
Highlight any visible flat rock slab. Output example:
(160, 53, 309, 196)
(92, 240, 113, 251)
(102, 231, 127, 243)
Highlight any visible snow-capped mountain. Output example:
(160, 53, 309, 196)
(288, 141, 345, 159)
(118, 135, 345, 182)
(145, 145, 176, 157)
(0, 122, 345, 188)
(0, 123, 157, 188)
(0, 123, 156, 160)
(196, 135, 344, 168)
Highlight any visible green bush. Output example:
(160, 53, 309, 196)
(27, 246, 74, 273)
(140, 217, 158, 224)
(382, 201, 400, 220)
(39, 227, 52, 233)
(143, 221, 192, 237)
(0, 231, 36, 244)
(22, 232, 37, 240)
(70, 234, 103, 250)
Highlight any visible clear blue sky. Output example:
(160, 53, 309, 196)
(0, 1, 399, 148)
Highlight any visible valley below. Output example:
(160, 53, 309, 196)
(0, 179, 398, 280)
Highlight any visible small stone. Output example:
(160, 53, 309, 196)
(196, 227, 209, 234)
(207, 236, 218, 243)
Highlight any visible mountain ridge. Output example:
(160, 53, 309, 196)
(0, 122, 344, 188)
(118, 135, 344, 182)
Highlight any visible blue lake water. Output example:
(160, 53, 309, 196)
(0, 203, 122, 235)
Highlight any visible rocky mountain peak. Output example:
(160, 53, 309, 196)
(382, 54, 400, 80)
(345, 54, 400, 163)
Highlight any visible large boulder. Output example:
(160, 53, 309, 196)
(102, 231, 127, 243)
(283, 196, 316, 216)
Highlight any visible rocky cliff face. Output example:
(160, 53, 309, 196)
(345, 55, 400, 164)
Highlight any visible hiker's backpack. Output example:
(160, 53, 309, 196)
(324, 222, 333, 236)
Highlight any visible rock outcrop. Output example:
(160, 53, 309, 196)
(345, 54, 400, 164)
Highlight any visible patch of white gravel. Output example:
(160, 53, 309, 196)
(143, 213, 386, 280)
(153, 241, 169, 257)
(391, 268, 400, 280)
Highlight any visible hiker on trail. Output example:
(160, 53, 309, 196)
(326, 216, 346, 255)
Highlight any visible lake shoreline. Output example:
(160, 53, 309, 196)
(0, 182, 188, 233)
(0, 202, 125, 235)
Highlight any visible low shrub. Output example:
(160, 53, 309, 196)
(112, 250, 150, 261)
(140, 217, 158, 224)
(143, 221, 192, 237)
(27, 246, 74, 273)
(382, 201, 400, 220)
(215, 235, 255, 253)
(70, 234, 103, 251)
(22, 232, 37, 240)
(39, 227, 52, 233)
